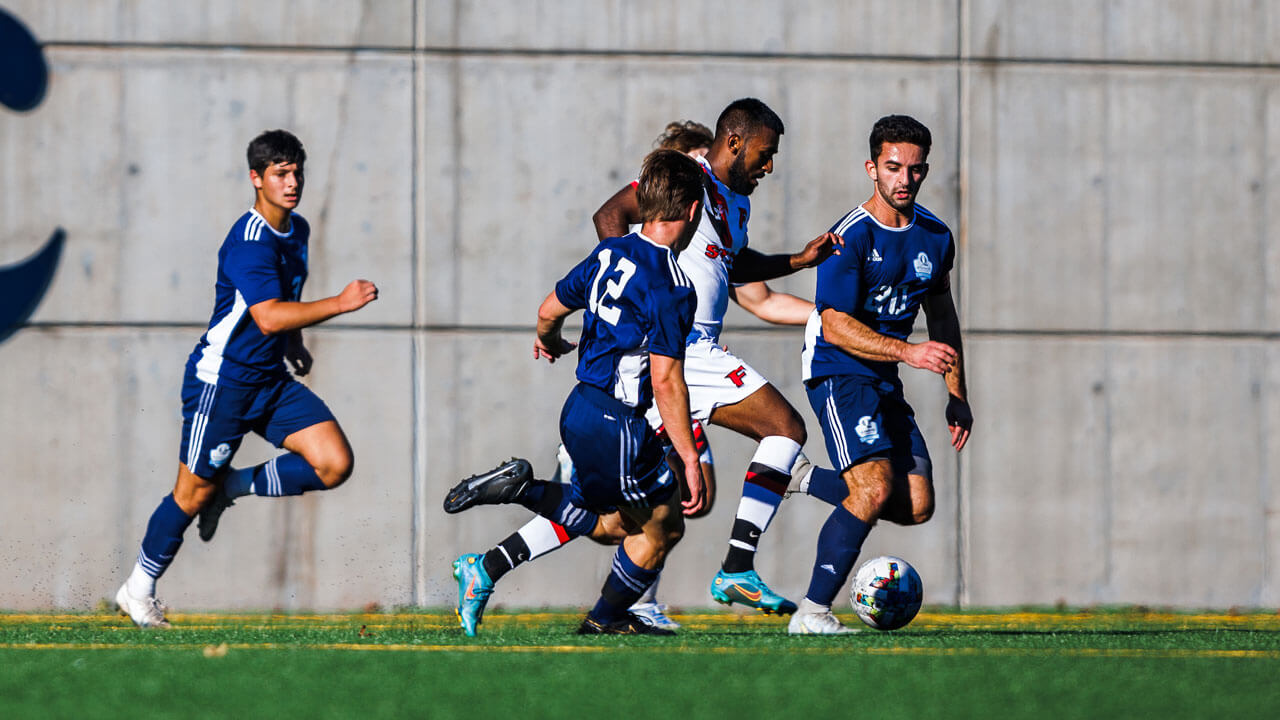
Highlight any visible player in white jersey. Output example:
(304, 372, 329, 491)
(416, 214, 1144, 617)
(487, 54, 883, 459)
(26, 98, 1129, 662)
(444, 100, 839, 622)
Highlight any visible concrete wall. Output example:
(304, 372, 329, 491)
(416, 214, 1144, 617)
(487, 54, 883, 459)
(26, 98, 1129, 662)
(0, 1, 1275, 611)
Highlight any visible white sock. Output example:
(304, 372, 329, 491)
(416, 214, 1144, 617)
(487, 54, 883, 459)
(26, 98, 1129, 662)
(126, 562, 156, 599)
(798, 597, 830, 615)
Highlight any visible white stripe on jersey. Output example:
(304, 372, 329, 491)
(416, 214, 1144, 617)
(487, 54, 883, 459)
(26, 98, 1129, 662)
(195, 291, 249, 385)
(833, 206, 870, 237)
(667, 252, 692, 289)
(614, 350, 648, 407)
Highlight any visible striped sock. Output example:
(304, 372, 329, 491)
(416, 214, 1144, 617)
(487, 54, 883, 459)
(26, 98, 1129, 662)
(722, 436, 800, 573)
(133, 494, 194, 593)
(482, 515, 578, 582)
(251, 454, 326, 497)
(590, 546, 661, 625)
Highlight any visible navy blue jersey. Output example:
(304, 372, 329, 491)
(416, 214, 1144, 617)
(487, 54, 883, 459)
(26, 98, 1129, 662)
(554, 232, 696, 409)
(803, 204, 954, 383)
(187, 209, 310, 387)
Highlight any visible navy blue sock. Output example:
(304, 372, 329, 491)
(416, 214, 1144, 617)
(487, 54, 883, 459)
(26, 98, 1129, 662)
(252, 453, 327, 497)
(805, 507, 872, 606)
(517, 481, 598, 537)
(806, 466, 849, 506)
(589, 546, 661, 625)
(137, 494, 195, 579)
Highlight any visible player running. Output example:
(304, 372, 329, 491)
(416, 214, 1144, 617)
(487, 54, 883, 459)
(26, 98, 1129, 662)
(454, 149, 706, 635)
(113, 130, 378, 628)
(788, 115, 972, 634)
(445, 99, 839, 631)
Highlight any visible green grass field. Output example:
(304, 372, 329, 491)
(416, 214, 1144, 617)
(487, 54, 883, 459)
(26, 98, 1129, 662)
(4, 608, 1278, 719)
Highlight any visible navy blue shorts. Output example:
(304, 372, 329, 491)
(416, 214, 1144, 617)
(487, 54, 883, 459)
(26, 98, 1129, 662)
(559, 383, 676, 513)
(179, 371, 335, 478)
(806, 374, 929, 476)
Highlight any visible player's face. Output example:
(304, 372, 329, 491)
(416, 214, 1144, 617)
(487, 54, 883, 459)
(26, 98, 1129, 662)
(726, 128, 779, 196)
(251, 161, 305, 210)
(867, 142, 928, 212)
(686, 146, 709, 159)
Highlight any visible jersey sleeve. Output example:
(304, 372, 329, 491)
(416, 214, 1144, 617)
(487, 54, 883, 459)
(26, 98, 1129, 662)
(930, 234, 957, 295)
(814, 227, 867, 315)
(224, 239, 284, 306)
(646, 283, 696, 359)
(553, 252, 596, 311)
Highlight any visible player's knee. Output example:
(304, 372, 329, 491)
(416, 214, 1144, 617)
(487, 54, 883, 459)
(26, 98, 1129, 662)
(909, 496, 934, 525)
(313, 447, 354, 489)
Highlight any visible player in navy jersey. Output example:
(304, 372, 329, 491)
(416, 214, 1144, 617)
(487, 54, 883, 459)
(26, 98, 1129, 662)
(114, 130, 379, 628)
(788, 115, 972, 634)
(449, 149, 706, 635)
(444, 100, 840, 624)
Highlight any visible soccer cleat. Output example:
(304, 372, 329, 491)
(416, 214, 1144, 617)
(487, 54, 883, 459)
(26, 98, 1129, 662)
(628, 602, 681, 631)
(442, 458, 534, 514)
(576, 613, 676, 636)
(197, 487, 236, 542)
(710, 569, 798, 615)
(453, 553, 494, 637)
(788, 602, 856, 635)
(115, 583, 171, 629)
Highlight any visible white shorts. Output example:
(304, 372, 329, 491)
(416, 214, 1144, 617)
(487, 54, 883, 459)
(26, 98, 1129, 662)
(645, 339, 769, 429)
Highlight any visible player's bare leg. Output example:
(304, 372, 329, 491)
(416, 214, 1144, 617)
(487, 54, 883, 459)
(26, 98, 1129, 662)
(880, 472, 935, 527)
(706, 384, 805, 614)
(281, 420, 354, 488)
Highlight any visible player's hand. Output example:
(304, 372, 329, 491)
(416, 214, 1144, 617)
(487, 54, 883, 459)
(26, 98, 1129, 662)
(680, 455, 706, 515)
(946, 396, 972, 451)
(285, 333, 313, 376)
(901, 340, 957, 375)
(337, 279, 378, 313)
(791, 231, 843, 269)
(534, 334, 576, 363)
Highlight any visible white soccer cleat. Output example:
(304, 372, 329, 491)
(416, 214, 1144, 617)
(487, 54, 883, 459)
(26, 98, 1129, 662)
(115, 583, 171, 629)
(788, 599, 855, 635)
(629, 601, 681, 631)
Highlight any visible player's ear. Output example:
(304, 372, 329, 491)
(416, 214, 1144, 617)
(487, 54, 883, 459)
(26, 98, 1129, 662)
(249, 169, 264, 189)
(686, 199, 701, 223)
(727, 133, 742, 155)
(865, 159, 877, 181)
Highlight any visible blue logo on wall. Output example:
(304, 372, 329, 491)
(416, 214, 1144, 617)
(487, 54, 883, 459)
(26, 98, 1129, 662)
(1, 7, 63, 344)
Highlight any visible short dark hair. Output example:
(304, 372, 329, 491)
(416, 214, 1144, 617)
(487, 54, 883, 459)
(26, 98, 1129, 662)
(715, 98, 784, 141)
(636, 149, 704, 223)
(247, 129, 306, 174)
(869, 115, 931, 162)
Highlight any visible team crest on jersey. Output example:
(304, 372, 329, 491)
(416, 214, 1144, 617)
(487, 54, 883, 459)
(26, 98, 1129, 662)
(210, 443, 232, 468)
(855, 416, 880, 445)
(913, 252, 933, 280)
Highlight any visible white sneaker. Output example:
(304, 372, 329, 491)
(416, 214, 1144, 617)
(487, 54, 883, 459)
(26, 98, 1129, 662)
(629, 602, 681, 631)
(115, 583, 171, 629)
(785, 452, 814, 497)
(788, 599, 854, 635)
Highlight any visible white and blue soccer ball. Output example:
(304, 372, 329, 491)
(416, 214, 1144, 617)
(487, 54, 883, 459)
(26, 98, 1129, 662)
(851, 555, 923, 630)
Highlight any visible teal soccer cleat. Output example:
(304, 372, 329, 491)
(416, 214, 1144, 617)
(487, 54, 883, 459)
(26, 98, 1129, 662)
(710, 569, 798, 615)
(453, 553, 495, 637)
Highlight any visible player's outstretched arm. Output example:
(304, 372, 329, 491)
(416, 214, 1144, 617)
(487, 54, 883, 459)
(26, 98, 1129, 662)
(821, 307, 958, 374)
(728, 232, 842, 284)
(534, 290, 577, 363)
(923, 284, 971, 451)
(729, 281, 814, 325)
(592, 184, 641, 241)
(249, 279, 378, 336)
(650, 353, 705, 515)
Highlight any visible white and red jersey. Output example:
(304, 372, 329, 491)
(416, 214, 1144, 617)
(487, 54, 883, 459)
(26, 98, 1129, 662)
(676, 155, 751, 345)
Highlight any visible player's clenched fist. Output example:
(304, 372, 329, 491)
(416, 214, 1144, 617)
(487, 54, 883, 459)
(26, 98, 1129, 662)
(338, 279, 378, 312)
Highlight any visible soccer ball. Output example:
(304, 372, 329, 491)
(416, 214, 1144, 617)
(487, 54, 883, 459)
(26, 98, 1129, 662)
(851, 555, 923, 630)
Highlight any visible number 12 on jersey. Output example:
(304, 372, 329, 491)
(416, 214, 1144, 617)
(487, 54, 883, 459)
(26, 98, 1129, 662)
(588, 248, 636, 326)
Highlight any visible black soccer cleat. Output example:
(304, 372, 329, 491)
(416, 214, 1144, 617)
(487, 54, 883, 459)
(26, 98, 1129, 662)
(576, 613, 677, 636)
(197, 488, 235, 542)
(442, 458, 534, 514)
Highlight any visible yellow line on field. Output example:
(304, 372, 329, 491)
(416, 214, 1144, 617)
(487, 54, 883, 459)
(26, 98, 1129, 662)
(2, 642, 1277, 659)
